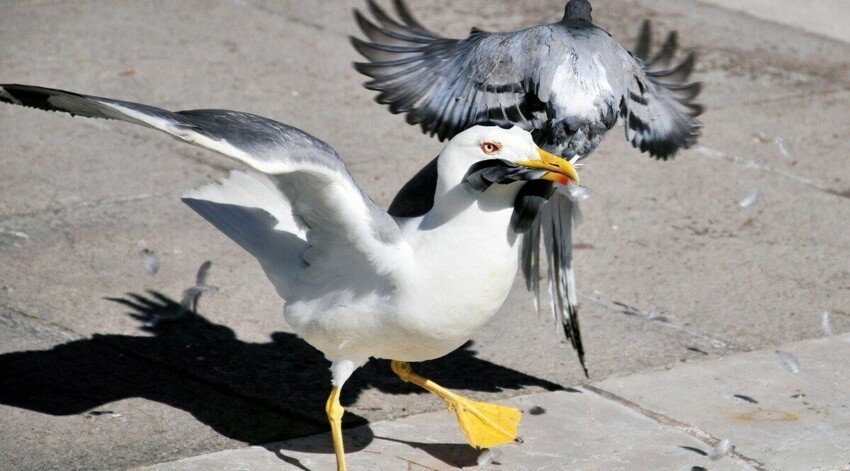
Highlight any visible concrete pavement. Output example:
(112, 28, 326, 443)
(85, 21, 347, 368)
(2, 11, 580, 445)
(133, 335, 850, 471)
(698, 0, 850, 43)
(1, 0, 848, 469)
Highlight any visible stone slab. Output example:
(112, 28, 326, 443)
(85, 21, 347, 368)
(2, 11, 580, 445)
(597, 335, 850, 471)
(699, 0, 850, 43)
(134, 390, 754, 471)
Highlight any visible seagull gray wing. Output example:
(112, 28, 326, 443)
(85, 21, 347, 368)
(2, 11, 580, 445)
(0, 84, 409, 296)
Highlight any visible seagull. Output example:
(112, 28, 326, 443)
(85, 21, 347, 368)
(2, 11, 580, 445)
(353, 0, 704, 374)
(0, 84, 580, 471)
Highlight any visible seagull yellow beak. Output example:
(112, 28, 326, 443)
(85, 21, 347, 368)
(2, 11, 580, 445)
(517, 148, 580, 185)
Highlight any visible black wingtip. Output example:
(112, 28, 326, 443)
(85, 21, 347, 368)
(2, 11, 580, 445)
(0, 85, 14, 105)
(667, 81, 702, 102)
(633, 19, 652, 60)
(1, 84, 45, 108)
(686, 100, 705, 117)
(511, 180, 555, 233)
(0, 84, 81, 115)
(366, 0, 405, 31)
(352, 8, 373, 35)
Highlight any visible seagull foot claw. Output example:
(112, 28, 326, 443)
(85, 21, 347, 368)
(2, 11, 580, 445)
(390, 360, 523, 449)
(446, 394, 523, 448)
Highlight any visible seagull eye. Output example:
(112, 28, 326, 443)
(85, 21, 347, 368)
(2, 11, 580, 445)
(480, 141, 502, 155)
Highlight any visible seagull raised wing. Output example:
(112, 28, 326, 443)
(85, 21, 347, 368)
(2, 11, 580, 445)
(0, 84, 409, 302)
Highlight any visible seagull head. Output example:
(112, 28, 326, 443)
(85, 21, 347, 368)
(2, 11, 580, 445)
(437, 125, 579, 195)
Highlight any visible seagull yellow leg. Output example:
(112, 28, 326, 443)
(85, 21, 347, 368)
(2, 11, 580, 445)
(390, 360, 522, 448)
(325, 386, 348, 471)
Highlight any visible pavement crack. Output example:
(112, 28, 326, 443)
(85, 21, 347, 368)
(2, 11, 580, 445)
(583, 384, 770, 471)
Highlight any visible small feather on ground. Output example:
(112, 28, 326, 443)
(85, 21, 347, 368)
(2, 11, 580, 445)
(774, 137, 796, 162)
(739, 189, 761, 208)
(822, 311, 833, 336)
(732, 394, 759, 404)
(139, 247, 159, 276)
(613, 301, 669, 322)
(708, 438, 732, 460)
(776, 350, 800, 374)
(0, 229, 29, 239)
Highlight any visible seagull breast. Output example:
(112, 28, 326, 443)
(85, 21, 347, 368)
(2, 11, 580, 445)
(395, 182, 522, 352)
(379, 125, 580, 361)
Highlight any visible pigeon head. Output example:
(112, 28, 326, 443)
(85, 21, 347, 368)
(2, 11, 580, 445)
(563, 0, 592, 23)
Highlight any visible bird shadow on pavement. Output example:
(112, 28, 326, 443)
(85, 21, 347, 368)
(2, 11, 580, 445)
(0, 290, 563, 466)
(373, 436, 484, 468)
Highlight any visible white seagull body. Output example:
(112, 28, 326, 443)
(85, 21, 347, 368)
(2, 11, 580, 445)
(0, 84, 580, 471)
(181, 125, 536, 383)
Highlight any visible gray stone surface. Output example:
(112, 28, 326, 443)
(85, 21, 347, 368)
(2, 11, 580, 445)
(597, 335, 850, 471)
(699, 0, 850, 43)
(134, 390, 754, 471)
(0, 0, 848, 470)
(134, 337, 850, 470)
(0, 303, 266, 471)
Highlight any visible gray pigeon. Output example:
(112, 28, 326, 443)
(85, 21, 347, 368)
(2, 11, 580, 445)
(353, 0, 703, 375)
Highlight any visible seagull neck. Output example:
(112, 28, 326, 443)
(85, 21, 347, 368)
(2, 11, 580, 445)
(418, 156, 521, 231)
(421, 183, 473, 229)
(419, 179, 518, 235)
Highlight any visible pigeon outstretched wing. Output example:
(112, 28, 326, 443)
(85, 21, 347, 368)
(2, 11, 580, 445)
(353, 0, 702, 160)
